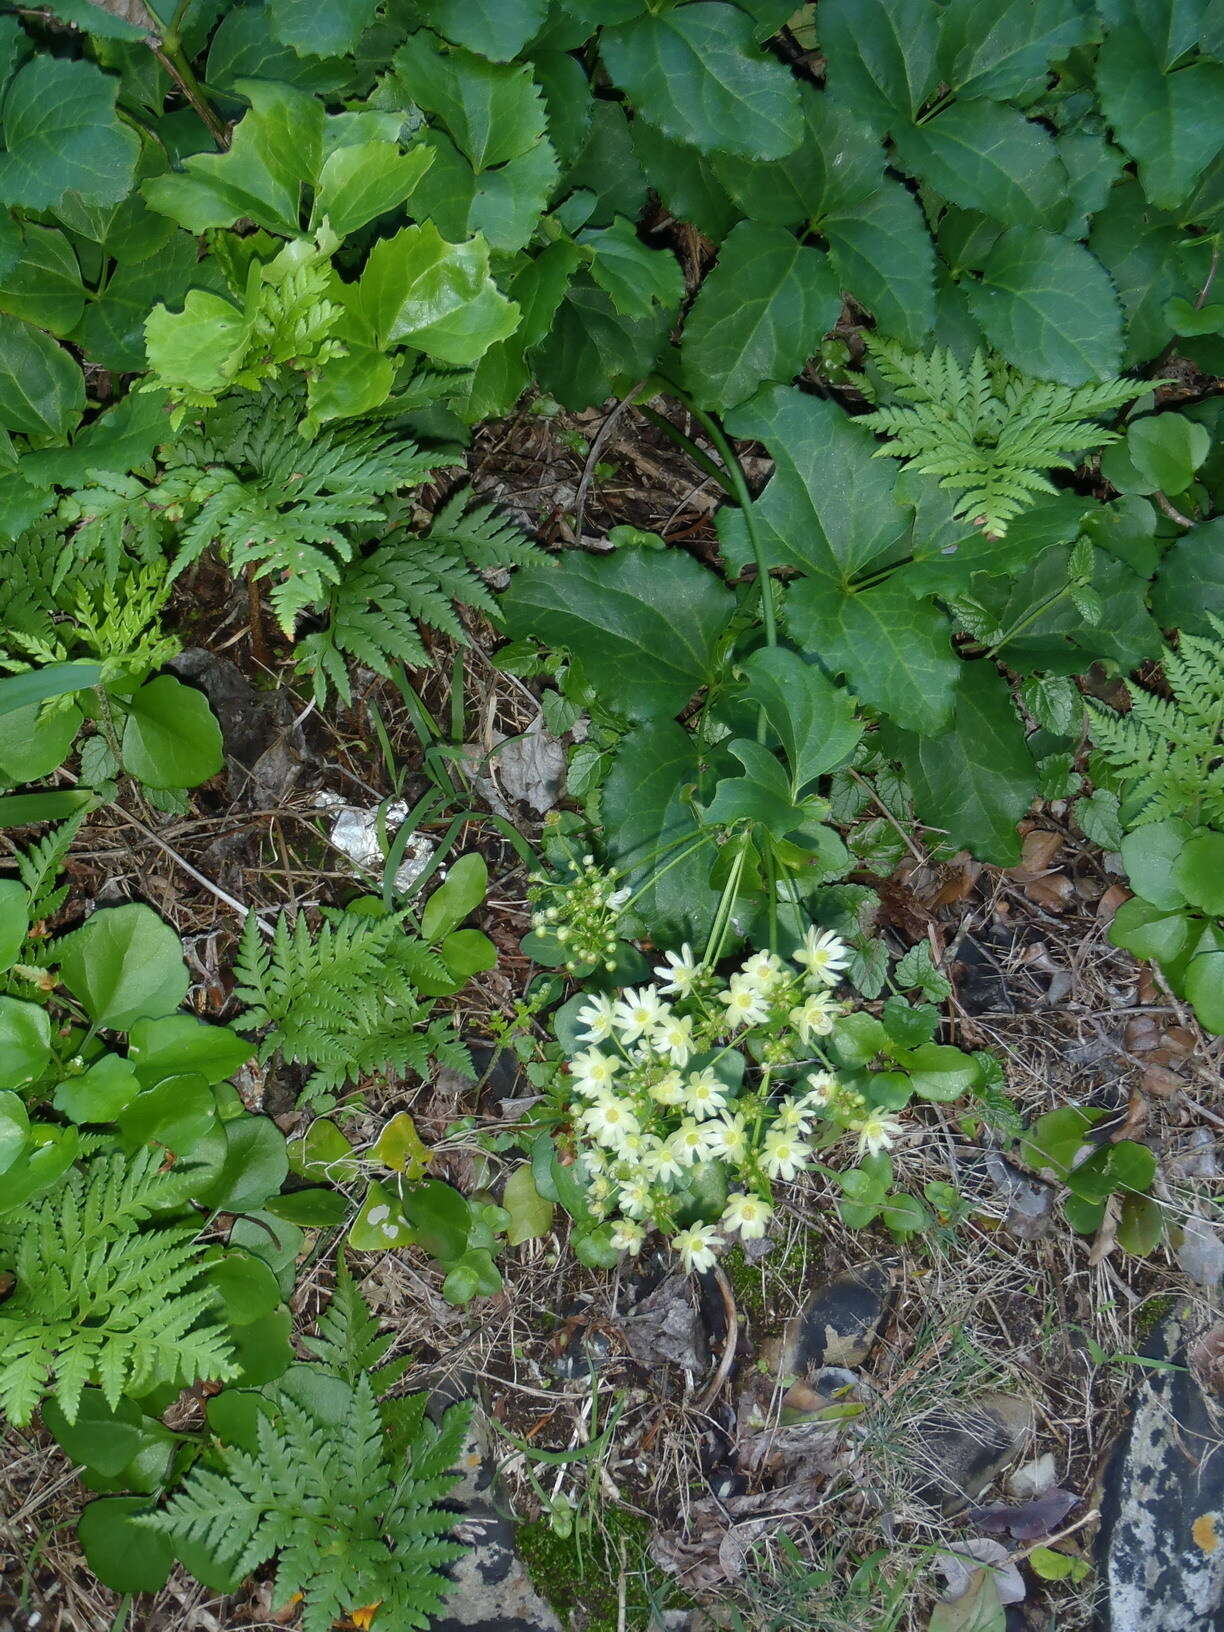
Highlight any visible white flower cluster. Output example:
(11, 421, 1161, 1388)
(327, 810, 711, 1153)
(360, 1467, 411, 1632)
(529, 854, 631, 975)
(559, 928, 904, 1273)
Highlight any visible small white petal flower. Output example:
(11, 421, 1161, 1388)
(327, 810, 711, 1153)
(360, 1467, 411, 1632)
(672, 1222, 722, 1274)
(617, 1177, 655, 1218)
(789, 990, 839, 1044)
(762, 1128, 810, 1182)
(570, 1047, 622, 1096)
(794, 926, 851, 986)
(580, 1095, 641, 1150)
(683, 1066, 728, 1121)
(739, 949, 785, 992)
(668, 1118, 720, 1166)
(707, 1111, 750, 1163)
(612, 984, 666, 1042)
(642, 1140, 684, 1184)
(654, 1011, 696, 1067)
(649, 1069, 687, 1107)
(856, 1110, 903, 1157)
(722, 1191, 773, 1241)
(611, 1218, 646, 1255)
(719, 974, 769, 1029)
(575, 994, 617, 1044)
(657, 942, 700, 996)
(800, 1069, 840, 1110)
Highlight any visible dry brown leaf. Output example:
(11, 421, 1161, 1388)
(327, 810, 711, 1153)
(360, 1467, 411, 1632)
(1011, 829, 1064, 880)
(1142, 1065, 1185, 1097)
(1024, 873, 1076, 912)
(1098, 883, 1131, 920)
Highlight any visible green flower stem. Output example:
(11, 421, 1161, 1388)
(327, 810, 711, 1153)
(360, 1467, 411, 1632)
(702, 835, 748, 968)
(638, 406, 734, 495)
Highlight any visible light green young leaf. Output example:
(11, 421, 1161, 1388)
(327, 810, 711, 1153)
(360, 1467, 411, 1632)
(720, 385, 911, 582)
(739, 646, 862, 792)
(579, 216, 684, 320)
(415, 0, 548, 59)
(356, 221, 519, 364)
(1126, 413, 1211, 496)
(892, 101, 1068, 227)
(144, 289, 253, 396)
(887, 660, 1035, 863)
(266, 0, 379, 56)
(56, 904, 189, 1030)
(410, 128, 558, 254)
(965, 227, 1123, 384)
(0, 55, 139, 210)
(501, 546, 735, 721)
(1186, 923, 1224, 1034)
(0, 320, 84, 438)
(143, 81, 324, 235)
(1096, 24, 1224, 210)
(680, 222, 842, 411)
(311, 141, 434, 238)
(120, 676, 224, 790)
(0, 997, 51, 1091)
(601, 2, 804, 159)
(785, 579, 961, 735)
(393, 33, 548, 172)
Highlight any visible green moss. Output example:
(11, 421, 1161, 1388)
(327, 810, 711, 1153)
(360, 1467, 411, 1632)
(517, 1505, 687, 1632)
(1136, 1293, 1176, 1339)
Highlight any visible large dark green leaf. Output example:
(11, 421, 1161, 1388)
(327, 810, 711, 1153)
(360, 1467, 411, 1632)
(120, 676, 224, 790)
(720, 385, 910, 582)
(0, 55, 139, 210)
(892, 102, 1067, 227)
(501, 546, 735, 721)
(266, 0, 379, 56)
(601, 3, 803, 159)
(76, 233, 200, 372)
(822, 179, 937, 347)
(0, 321, 83, 438)
(410, 129, 557, 254)
(964, 227, 1124, 383)
(785, 578, 961, 735)
(817, 0, 941, 128)
(530, 274, 669, 409)
(936, 0, 1098, 101)
(886, 660, 1036, 864)
(393, 33, 548, 172)
(1088, 179, 1187, 366)
(1096, 22, 1224, 210)
(416, 0, 548, 59)
(1151, 517, 1224, 635)
(0, 225, 84, 337)
(680, 223, 841, 410)
(713, 89, 882, 226)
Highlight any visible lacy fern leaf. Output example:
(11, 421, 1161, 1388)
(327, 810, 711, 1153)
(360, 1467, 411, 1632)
(0, 1149, 236, 1427)
(1088, 616, 1224, 828)
(144, 1276, 471, 1632)
(234, 906, 468, 1097)
(296, 489, 534, 704)
(861, 338, 1148, 537)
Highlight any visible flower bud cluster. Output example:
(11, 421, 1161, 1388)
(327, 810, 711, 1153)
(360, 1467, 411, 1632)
(529, 855, 631, 974)
(555, 927, 904, 1274)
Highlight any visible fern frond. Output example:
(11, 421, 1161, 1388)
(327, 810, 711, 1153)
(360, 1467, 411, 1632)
(0, 1149, 235, 1427)
(1088, 615, 1224, 827)
(861, 337, 1149, 538)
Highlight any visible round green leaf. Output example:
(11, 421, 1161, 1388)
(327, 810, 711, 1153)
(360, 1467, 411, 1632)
(1127, 413, 1211, 497)
(1120, 817, 1192, 911)
(442, 1246, 502, 1304)
(77, 1496, 173, 1595)
(902, 1043, 981, 1102)
(349, 1178, 416, 1250)
(1105, 1140, 1158, 1193)
(0, 878, 29, 970)
(400, 1177, 472, 1262)
(227, 1306, 293, 1386)
(43, 1391, 154, 1478)
(208, 1251, 283, 1326)
(0, 699, 83, 783)
(0, 995, 51, 1089)
(1173, 832, 1224, 916)
(1109, 897, 1195, 966)
(53, 1052, 141, 1124)
(196, 1114, 289, 1213)
(263, 1187, 349, 1228)
(56, 903, 189, 1029)
(1117, 1192, 1164, 1256)
(120, 675, 223, 789)
(127, 1014, 252, 1087)
(117, 1072, 215, 1155)
(502, 1162, 555, 1246)
(1186, 923, 1224, 1033)
(0, 1089, 29, 1174)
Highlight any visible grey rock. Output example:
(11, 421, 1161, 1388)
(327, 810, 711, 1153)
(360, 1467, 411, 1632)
(1097, 1304, 1224, 1631)
(171, 648, 304, 806)
(764, 1261, 894, 1380)
(903, 1392, 1035, 1516)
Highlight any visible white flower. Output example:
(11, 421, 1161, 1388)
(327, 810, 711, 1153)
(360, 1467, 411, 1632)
(611, 1218, 646, 1255)
(719, 974, 769, 1029)
(739, 949, 785, 992)
(683, 1066, 728, 1121)
(668, 1118, 720, 1166)
(722, 1192, 773, 1240)
(617, 1177, 654, 1218)
(800, 1069, 839, 1110)
(575, 993, 617, 1044)
(642, 1140, 684, 1184)
(570, 1047, 622, 1096)
(856, 1109, 903, 1157)
(708, 1111, 750, 1163)
(654, 1011, 696, 1068)
(658, 943, 700, 996)
(581, 1095, 641, 1150)
(789, 990, 838, 1044)
(794, 926, 850, 986)
(612, 984, 666, 1042)
(762, 1128, 810, 1181)
(673, 1223, 722, 1273)
(608, 886, 631, 909)
(774, 1098, 811, 1136)
(650, 1069, 687, 1107)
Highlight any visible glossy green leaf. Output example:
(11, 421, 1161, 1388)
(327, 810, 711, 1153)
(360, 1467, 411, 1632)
(739, 646, 862, 792)
(410, 127, 557, 254)
(400, 1178, 471, 1262)
(965, 227, 1123, 384)
(127, 1015, 253, 1089)
(1109, 896, 1195, 965)
(704, 737, 802, 835)
(0, 996, 51, 1090)
(0, 320, 83, 437)
(266, 0, 379, 56)
(53, 1053, 141, 1123)
(197, 1115, 289, 1213)
(1151, 518, 1224, 635)
(1121, 818, 1192, 911)
(0, 55, 139, 210)
(357, 221, 519, 364)
(887, 660, 1035, 863)
(502, 1163, 554, 1245)
(78, 1497, 173, 1595)
(393, 33, 548, 171)
(417, 0, 548, 58)
(1126, 413, 1211, 496)
(1186, 922, 1224, 1033)
(1174, 833, 1224, 916)
(56, 903, 189, 1030)
(349, 1179, 416, 1249)
(937, 0, 1098, 101)
(822, 178, 937, 346)
(117, 1071, 216, 1155)
(601, 2, 803, 159)
(1117, 1191, 1164, 1255)
(579, 216, 684, 319)
(311, 140, 433, 238)
(892, 102, 1067, 227)
(0, 224, 84, 336)
(502, 546, 735, 721)
(422, 852, 487, 939)
(120, 675, 224, 790)
(263, 1187, 349, 1227)
(0, 879, 27, 972)
(1096, 25, 1224, 210)
(681, 222, 841, 411)
(786, 579, 961, 736)
(817, 0, 941, 126)
(901, 1043, 982, 1101)
(530, 274, 669, 409)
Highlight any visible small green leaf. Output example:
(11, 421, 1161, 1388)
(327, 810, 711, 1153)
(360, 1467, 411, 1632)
(266, 0, 379, 56)
(117, 1072, 216, 1156)
(392, 33, 548, 172)
(0, 320, 83, 437)
(415, 0, 548, 60)
(1186, 922, 1224, 1033)
(356, 220, 519, 364)
(0, 878, 29, 970)
(1120, 818, 1192, 912)
(373, 1111, 430, 1179)
(400, 1178, 472, 1262)
(1096, 26, 1224, 211)
(1109, 897, 1196, 966)
(56, 903, 189, 1030)
(78, 1497, 173, 1595)
(208, 1252, 283, 1326)
(739, 646, 862, 793)
(422, 852, 488, 940)
(602, 3, 803, 159)
(53, 1053, 141, 1123)
(0, 1089, 29, 1174)
(0, 996, 52, 1090)
(121, 675, 224, 790)
(579, 216, 684, 319)
(901, 1043, 981, 1102)
(1175, 833, 1224, 916)
(349, 1179, 416, 1249)
(1126, 414, 1212, 498)
(196, 1115, 289, 1213)
(503, 1163, 554, 1245)
(311, 140, 434, 238)
(127, 1015, 252, 1089)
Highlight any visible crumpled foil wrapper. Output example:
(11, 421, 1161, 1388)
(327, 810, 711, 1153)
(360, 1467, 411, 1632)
(313, 791, 435, 893)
